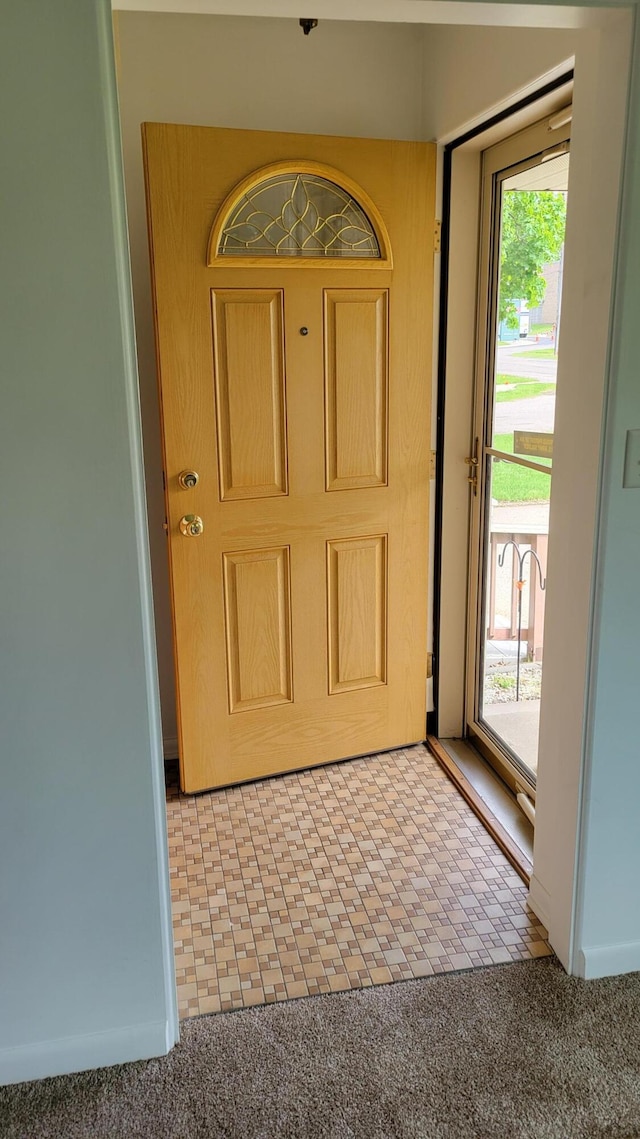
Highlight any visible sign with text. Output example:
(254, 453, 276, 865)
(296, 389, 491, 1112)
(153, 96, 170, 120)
(513, 430, 554, 461)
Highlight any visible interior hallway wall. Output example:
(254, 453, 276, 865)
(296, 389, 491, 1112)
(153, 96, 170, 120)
(422, 25, 577, 138)
(0, 0, 176, 1085)
(574, 16, 640, 977)
(116, 10, 581, 753)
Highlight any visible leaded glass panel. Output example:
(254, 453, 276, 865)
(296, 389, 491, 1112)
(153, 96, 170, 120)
(219, 173, 381, 258)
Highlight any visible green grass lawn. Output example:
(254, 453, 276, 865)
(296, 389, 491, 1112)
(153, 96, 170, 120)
(496, 373, 556, 387)
(491, 433, 551, 503)
(530, 322, 554, 335)
(513, 347, 557, 359)
(496, 373, 539, 385)
(495, 382, 554, 402)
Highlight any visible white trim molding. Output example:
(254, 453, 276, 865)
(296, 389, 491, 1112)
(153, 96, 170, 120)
(97, 0, 179, 1051)
(111, 1, 619, 32)
(528, 875, 552, 939)
(578, 942, 640, 980)
(0, 1020, 173, 1087)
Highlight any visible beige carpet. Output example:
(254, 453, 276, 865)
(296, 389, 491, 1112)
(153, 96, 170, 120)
(3, 958, 640, 1138)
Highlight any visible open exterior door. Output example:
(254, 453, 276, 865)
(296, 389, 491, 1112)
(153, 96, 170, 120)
(143, 124, 435, 792)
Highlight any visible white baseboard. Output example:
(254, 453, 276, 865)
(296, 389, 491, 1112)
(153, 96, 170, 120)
(0, 1019, 173, 1087)
(527, 874, 552, 932)
(163, 736, 179, 761)
(578, 941, 640, 979)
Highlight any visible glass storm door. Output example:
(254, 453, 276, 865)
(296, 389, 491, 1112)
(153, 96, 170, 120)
(467, 116, 570, 797)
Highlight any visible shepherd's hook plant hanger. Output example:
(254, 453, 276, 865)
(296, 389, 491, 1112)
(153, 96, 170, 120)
(497, 540, 546, 701)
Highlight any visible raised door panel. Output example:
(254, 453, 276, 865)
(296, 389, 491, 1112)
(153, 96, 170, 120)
(212, 289, 288, 500)
(223, 547, 293, 713)
(324, 289, 388, 491)
(327, 535, 387, 694)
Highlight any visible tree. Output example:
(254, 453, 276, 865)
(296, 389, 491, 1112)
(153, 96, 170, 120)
(499, 190, 567, 329)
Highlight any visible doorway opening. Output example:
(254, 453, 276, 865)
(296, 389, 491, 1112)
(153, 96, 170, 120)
(141, 116, 548, 1018)
(429, 80, 575, 869)
(113, 2, 633, 1015)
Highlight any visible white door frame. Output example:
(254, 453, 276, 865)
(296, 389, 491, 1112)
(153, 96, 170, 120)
(433, 13, 632, 969)
(466, 112, 571, 797)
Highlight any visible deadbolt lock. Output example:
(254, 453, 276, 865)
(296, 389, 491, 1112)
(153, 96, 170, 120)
(179, 514, 204, 538)
(178, 469, 199, 490)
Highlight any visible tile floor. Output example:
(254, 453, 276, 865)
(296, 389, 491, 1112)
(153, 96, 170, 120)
(167, 743, 550, 1019)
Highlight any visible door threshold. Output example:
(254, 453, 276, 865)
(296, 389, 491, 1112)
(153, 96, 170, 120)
(426, 735, 533, 884)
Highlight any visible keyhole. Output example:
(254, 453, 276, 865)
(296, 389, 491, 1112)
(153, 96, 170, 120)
(178, 469, 199, 490)
(299, 326, 309, 336)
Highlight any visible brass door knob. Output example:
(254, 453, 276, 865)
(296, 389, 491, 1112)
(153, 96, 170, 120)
(179, 514, 204, 537)
(178, 469, 199, 490)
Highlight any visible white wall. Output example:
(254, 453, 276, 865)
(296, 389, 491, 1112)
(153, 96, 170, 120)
(0, 0, 176, 1085)
(115, 11, 426, 750)
(423, 24, 577, 138)
(572, 16, 640, 979)
(530, 16, 632, 971)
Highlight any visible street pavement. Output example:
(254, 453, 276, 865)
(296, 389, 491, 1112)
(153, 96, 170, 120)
(496, 336, 558, 382)
(494, 336, 557, 434)
(494, 392, 556, 434)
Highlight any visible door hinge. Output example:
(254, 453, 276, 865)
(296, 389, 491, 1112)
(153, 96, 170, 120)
(465, 438, 479, 494)
(427, 652, 434, 679)
(429, 449, 437, 480)
(162, 470, 168, 534)
(434, 220, 442, 253)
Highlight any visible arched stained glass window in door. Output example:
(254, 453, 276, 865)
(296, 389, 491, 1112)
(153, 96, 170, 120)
(217, 171, 381, 258)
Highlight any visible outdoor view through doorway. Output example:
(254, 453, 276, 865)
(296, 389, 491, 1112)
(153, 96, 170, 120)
(479, 146, 569, 785)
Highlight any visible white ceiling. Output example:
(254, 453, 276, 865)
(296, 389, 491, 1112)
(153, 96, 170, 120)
(111, 0, 624, 32)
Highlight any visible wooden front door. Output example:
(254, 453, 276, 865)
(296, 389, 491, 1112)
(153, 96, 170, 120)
(143, 124, 435, 792)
